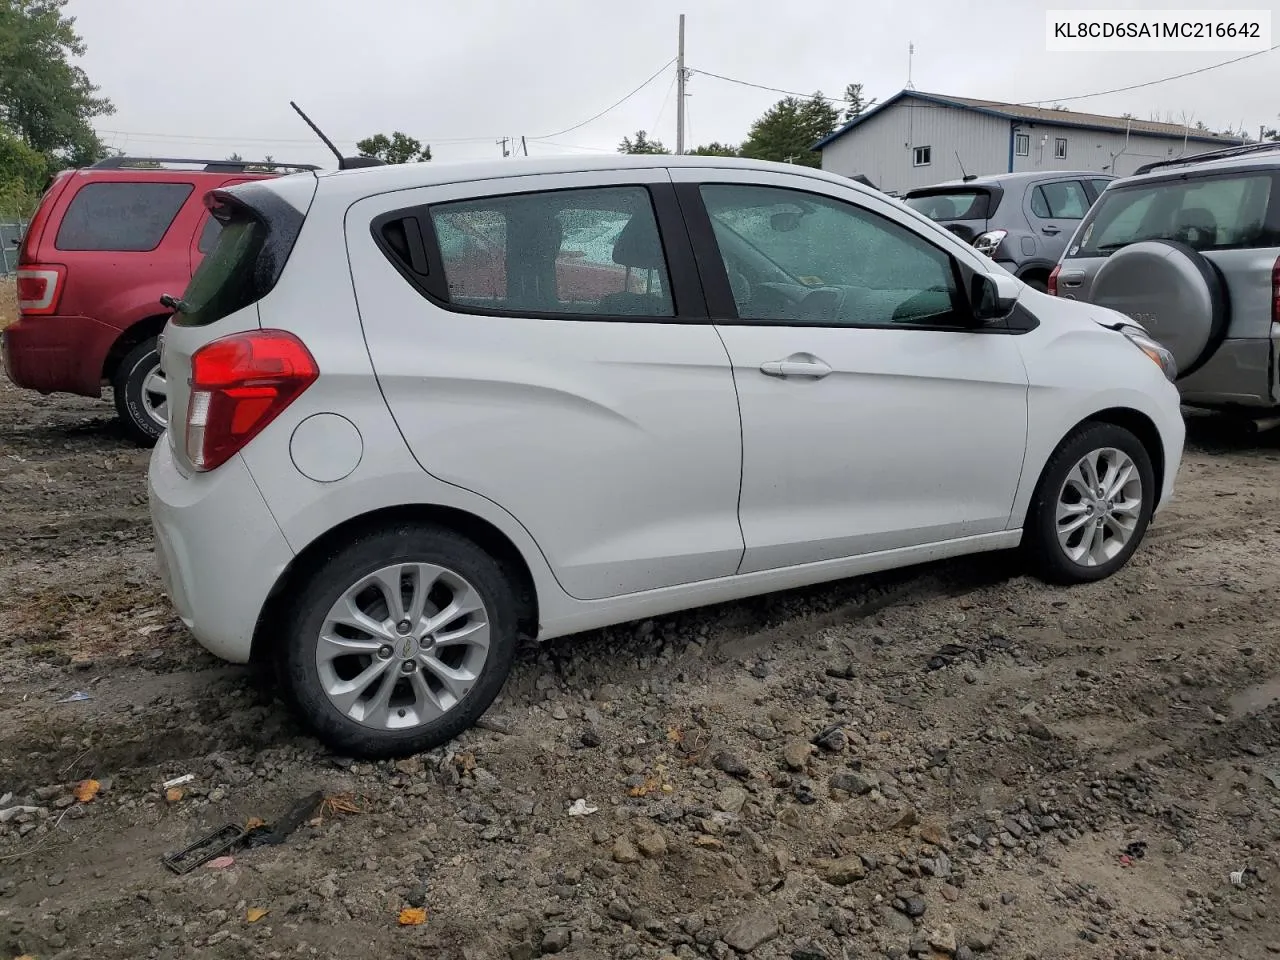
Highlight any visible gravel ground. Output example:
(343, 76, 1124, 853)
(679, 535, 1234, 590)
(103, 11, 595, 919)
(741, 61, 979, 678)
(1, 377, 1279, 960)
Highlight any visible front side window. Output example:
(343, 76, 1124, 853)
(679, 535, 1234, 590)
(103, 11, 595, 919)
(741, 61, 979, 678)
(1071, 173, 1276, 256)
(55, 182, 194, 252)
(1015, 133, 1030, 157)
(428, 186, 674, 317)
(699, 183, 962, 327)
(1031, 180, 1091, 219)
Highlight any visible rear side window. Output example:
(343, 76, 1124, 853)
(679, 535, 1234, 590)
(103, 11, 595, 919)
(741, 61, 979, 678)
(1030, 181, 1090, 219)
(1090, 178, 1112, 196)
(424, 186, 675, 317)
(904, 190, 991, 221)
(1072, 173, 1277, 257)
(55, 182, 193, 251)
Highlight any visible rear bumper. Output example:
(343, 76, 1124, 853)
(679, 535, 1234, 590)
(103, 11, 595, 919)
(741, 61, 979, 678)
(1, 314, 119, 397)
(148, 441, 295, 663)
(1177, 335, 1277, 410)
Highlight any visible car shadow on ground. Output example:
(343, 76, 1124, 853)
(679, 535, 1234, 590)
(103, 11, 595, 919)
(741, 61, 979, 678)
(1183, 411, 1280, 455)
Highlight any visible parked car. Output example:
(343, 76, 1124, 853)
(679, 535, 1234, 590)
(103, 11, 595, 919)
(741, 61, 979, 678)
(1049, 141, 1280, 416)
(903, 171, 1114, 291)
(1, 156, 316, 444)
(148, 155, 1185, 758)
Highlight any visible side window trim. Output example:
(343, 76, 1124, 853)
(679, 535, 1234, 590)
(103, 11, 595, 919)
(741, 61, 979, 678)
(370, 180, 707, 323)
(675, 179, 1001, 333)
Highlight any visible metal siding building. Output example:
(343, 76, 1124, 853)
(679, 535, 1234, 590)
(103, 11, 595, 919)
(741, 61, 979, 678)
(816, 91, 1244, 195)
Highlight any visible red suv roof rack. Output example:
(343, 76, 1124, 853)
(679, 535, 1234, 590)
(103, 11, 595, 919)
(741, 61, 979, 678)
(89, 156, 321, 173)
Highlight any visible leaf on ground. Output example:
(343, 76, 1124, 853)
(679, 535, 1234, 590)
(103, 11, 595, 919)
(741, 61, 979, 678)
(321, 794, 362, 816)
(398, 906, 427, 926)
(666, 726, 684, 743)
(205, 856, 234, 869)
(246, 907, 269, 923)
(244, 816, 266, 830)
(164, 787, 184, 803)
(73, 779, 100, 803)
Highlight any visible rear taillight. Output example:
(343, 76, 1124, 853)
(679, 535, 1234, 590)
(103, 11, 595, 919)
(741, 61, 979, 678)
(972, 229, 1007, 257)
(186, 330, 318, 472)
(1272, 255, 1279, 325)
(16, 265, 66, 316)
(1048, 264, 1061, 296)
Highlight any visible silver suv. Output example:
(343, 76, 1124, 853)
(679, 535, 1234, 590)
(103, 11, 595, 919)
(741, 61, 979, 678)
(1050, 142, 1280, 415)
(903, 171, 1113, 291)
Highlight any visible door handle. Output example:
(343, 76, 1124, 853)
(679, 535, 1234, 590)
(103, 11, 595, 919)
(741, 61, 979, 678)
(760, 356, 832, 379)
(1041, 225, 1061, 235)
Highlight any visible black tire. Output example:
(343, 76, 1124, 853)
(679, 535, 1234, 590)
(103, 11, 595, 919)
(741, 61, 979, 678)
(1023, 275, 1049, 293)
(1023, 422, 1156, 585)
(278, 524, 519, 759)
(112, 338, 165, 447)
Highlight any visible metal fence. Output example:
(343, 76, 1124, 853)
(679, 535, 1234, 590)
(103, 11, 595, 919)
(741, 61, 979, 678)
(0, 220, 29, 276)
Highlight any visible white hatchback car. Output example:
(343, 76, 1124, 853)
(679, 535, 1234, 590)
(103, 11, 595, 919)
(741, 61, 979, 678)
(148, 155, 1185, 758)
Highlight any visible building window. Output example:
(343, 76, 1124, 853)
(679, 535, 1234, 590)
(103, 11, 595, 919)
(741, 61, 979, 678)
(1015, 133, 1030, 157)
(913, 145, 932, 167)
(1055, 138, 1068, 159)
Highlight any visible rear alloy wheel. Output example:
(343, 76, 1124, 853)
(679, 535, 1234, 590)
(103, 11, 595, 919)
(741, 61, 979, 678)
(279, 525, 519, 758)
(1024, 422, 1155, 584)
(112, 337, 167, 447)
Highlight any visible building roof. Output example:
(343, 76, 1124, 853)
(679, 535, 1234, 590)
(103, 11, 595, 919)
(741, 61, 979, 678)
(813, 90, 1246, 151)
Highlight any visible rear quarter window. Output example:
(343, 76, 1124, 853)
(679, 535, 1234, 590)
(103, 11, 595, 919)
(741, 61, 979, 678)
(55, 181, 194, 252)
(1071, 173, 1277, 257)
(904, 190, 991, 221)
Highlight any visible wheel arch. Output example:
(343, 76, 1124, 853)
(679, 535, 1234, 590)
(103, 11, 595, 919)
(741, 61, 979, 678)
(249, 503, 540, 664)
(1032, 406, 1166, 510)
(102, 314, 169, 382)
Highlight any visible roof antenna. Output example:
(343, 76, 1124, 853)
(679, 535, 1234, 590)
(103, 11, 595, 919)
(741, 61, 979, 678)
(955, 150, 976, 181)
(906, 42, 916, 90)
(289, 101, 385, 171)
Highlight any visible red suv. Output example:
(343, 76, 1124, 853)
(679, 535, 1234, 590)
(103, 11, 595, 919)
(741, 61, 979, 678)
(2, 157, 316, 444)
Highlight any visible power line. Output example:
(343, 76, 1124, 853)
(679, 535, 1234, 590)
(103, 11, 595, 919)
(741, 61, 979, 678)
(530, 59, 675, 140)
(690, 68, 853, 103)
(1026, 44, 1279, 105)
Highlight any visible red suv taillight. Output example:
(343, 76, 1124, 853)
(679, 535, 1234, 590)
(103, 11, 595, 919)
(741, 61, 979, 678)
(186, 330, 318, 472)
(1272, 255, 1280, 325)
(15, 265, 66, 316)
(1047, 264, 1061, 296)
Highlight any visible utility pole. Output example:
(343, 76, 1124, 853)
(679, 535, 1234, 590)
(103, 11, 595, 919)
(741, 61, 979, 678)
(676, 14, 686, 155)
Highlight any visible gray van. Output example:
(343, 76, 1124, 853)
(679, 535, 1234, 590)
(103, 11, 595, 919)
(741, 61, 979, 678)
(903, 171, 1113, 291)
(1050, 142, 1280, 415)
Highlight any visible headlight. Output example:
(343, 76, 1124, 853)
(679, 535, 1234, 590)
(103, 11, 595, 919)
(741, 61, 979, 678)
(972, 229, 1007, 257)
(1121, 327, 1177, 382)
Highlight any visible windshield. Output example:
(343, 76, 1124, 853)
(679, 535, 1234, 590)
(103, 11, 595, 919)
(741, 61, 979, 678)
(173, 213, 266, 327)
(1069, 173, 1276, 257)
(904, 190, 991, 221)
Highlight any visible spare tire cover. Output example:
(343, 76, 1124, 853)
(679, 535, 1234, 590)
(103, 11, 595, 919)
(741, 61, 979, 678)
(1089, 239, 1228, 377)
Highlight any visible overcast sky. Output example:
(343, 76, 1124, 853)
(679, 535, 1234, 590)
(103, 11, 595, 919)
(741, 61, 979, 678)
(71, 0, 1280, 169)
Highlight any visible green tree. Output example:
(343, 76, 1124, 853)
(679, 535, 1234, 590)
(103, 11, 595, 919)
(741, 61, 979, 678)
(1263, 127, 1279, 142)
(841, 83, 875, 124)
(0, 0, 113, 168)
(226, 152, 243, 161)
(0, 124, 48, 215)
(689, 142, 740, 157)
(617, 130, 669, 154)
(740, 93, 840, 167)
(356, 132, 432, 163)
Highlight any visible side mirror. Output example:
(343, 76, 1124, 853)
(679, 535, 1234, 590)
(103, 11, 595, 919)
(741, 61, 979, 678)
(970, 272, 1020, 322)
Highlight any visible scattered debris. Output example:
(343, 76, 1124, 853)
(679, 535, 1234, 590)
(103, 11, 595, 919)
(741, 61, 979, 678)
(1230, 869, 1248, 887)
(244, 791, 323, 847)
(56, 690, 92, 703)
(567, 798, 598, 816)
(475, 715, 514, 735)
(0, 805, 41, 824)
(162, 824, 245, 875)
(205, 856, 235, 869)
(398, 906, 427, 926)
(927, 643, 970, 671)
(165, 787, 184, 804)
(320, 793, 363, 818)
(73, 779, 100, 803)
(246, 907, 269, 923)
(161, 773, 195, 789)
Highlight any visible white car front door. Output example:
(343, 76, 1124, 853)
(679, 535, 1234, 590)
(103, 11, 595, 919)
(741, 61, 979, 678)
(670, 169, 1031, 574)
(345, 169, 745, 600)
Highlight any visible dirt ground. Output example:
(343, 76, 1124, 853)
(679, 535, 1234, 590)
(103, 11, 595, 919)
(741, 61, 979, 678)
(1, 359, 1278, 960)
